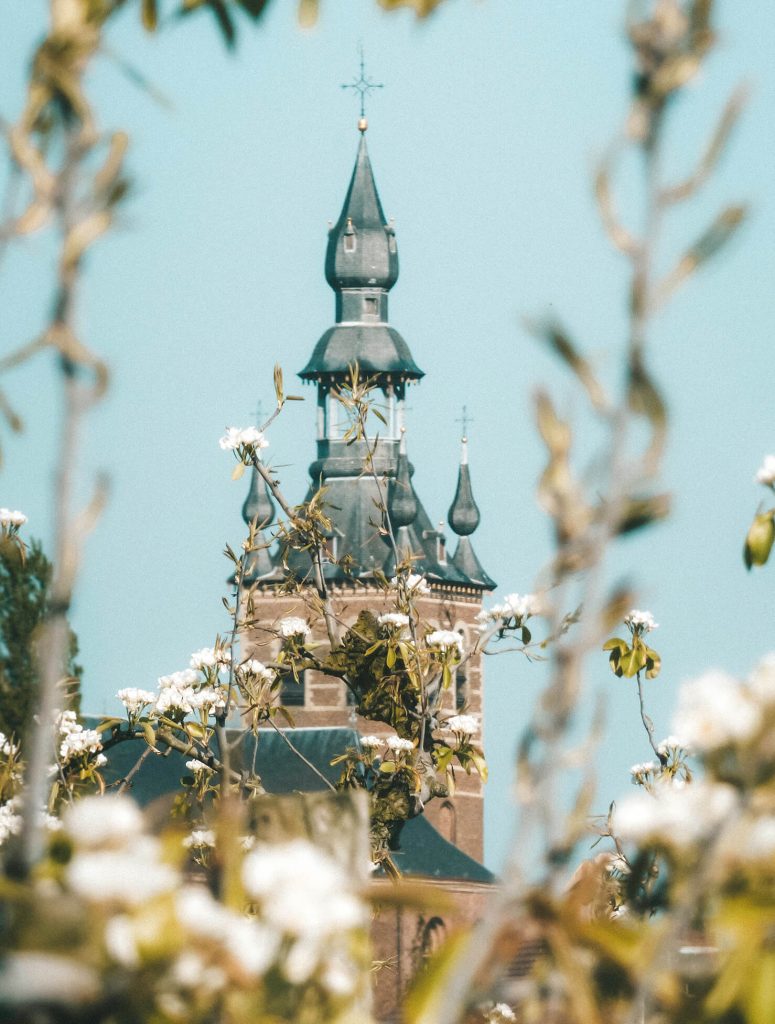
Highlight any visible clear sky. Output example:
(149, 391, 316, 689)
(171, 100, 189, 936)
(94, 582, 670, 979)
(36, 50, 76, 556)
(1, 1, 774, 870)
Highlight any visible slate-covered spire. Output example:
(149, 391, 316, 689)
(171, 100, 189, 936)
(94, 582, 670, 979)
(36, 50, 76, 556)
(325, 130, 398, 293)
(300, 127, 423, 384)
(448, 437, 496, 590)
(242, 463, 276, 530)
(388, 429, 418, 529)
(241, 463, 278, 582)
(447, 437, 480, 536)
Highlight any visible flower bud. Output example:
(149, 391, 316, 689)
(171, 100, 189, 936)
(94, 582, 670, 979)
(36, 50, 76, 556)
(744, 511, 775, 569)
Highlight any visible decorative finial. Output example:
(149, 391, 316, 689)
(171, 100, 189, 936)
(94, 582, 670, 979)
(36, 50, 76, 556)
(341, 46, 383, 126)
(456, 404, 474, 440)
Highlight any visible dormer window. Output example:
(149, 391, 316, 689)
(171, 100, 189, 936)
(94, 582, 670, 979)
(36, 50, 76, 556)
(363, 296, 378, 318)
(343, 218, 356, 254)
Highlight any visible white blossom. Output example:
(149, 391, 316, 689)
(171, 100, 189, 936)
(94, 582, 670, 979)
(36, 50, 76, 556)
(0, 800, 22, 845)
(186, 758, 212, 773)
(0, 731, 18, 758)
(390, 573, 430, 596)
(189, 687, 228, 713)
(624, 609, 658, 632)
(672, 670, 762, 753)
(0, 508, 27, 528)
(485, 1004, 517, 1024)
(241, 839, 364, 984)
(359, 735, 383, 749)
(630, 761, 657, 777)
(57, 711, 102, 763)
(218, 426, 268, 452)
(279, 617, 311, 640)
(238, 659, 275, 683)
(184, 828, 216, 849)
(613, 779, 738, 850)
(377, 612, 410, 630)
(385, 736, 414, 753)
(426, 629, 464, 656)
(755, 454, 775, 486)
(477, 592, 540, 627)
(116, 688, 156, 716)
(67, 837, 178, 905)
(64, 795, 144, 849)
(656, 735, 689, 756)
(445, 714, 478, 736)
(190, 647, 231, 671)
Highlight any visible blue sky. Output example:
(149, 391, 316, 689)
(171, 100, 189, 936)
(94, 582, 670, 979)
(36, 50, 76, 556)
(2, 1, 774, 870)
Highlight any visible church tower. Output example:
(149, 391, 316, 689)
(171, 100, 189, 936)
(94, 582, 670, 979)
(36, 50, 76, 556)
(240, 121, 495, 863)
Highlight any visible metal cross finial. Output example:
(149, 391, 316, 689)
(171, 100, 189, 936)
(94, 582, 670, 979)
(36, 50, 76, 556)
(456, 405, 474, 440)
(341, 48, 383, 122)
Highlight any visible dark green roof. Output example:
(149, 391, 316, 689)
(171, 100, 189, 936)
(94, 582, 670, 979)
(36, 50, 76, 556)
(325, 134, 398, 292)
(300, 324, 423, 382)
(300, 133, 423, 383)
(89, 721, 492, 883)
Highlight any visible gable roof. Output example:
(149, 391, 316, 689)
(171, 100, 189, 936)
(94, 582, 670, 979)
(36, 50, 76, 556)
(90, 720, 493, 884)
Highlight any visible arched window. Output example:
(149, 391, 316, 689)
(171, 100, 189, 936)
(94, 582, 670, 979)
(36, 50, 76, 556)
(280, 670, 305, 707)
(420, 917, 447, 962)
(438, 800, 457, 845)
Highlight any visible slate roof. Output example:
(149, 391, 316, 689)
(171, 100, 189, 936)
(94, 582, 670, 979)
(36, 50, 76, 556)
(91, 721, 492, 884)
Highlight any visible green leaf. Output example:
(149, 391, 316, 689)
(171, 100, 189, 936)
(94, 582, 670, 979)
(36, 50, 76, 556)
(95, 717, 124, 733)
(521, 625, 532, 644)
(644, 646, 661, 679)
(469, 752, 488, 782)
(185, 720, 206, 741)
(379, 761, 397, 774)
(619, 643, 647, 678)
(231, 461, 246, 481)
(745, 511, 775, 569)
(386, 645, 396, 669)
(602, 637, 628, 653)
(141, 0, 158, 30)
(142, 721, 157, 748)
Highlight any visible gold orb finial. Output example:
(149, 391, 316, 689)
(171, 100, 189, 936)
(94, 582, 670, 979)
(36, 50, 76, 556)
(358, 116, 368, 133)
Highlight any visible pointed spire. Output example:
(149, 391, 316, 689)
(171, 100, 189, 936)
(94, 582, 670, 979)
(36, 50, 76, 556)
(448, 437, 481, 537)
(300, 130, 423, 383)
(325, 132, 398, 292)
(388, 429, 418, 529)
(242, 464, 276, 530)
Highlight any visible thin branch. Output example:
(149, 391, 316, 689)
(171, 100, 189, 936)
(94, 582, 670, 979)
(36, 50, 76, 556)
(266, 716, 337, 793)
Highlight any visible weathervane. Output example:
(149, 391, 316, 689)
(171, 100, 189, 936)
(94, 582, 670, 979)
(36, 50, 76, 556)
(456, 405, 474, 441)
(341, 47, 383, 131)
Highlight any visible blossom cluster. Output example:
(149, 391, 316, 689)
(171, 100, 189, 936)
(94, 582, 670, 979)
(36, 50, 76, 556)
(624, 608, 658, 633)
(12, 795, 370, 1018)
(385, 736, 414, 754)
(445, 714, 478, 737)
(0, 508, 27, 529)
(426, 629, 464, 657)
(389, 572, 430, 597)
(279, 617, 311, 640)
(190, 646, 232, 671)
(58, 711, 105, 767)
(756, 454, 775, 486)
(476, 591, 540, 630)
(377, 612, 410, 631)
(218, 426, 268, 453)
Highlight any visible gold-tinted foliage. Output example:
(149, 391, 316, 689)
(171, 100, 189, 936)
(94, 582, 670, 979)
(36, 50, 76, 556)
(744, 510, 775, 569)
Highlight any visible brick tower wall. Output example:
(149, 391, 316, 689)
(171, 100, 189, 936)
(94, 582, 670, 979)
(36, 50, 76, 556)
(241, 583, 486, 863)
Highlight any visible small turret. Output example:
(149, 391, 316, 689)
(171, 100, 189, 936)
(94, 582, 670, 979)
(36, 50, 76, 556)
(241, 463, 278, 583)
(300, 129, 423, 385)
(447, 437, 480, 536)
(448, 436, 496, 590)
